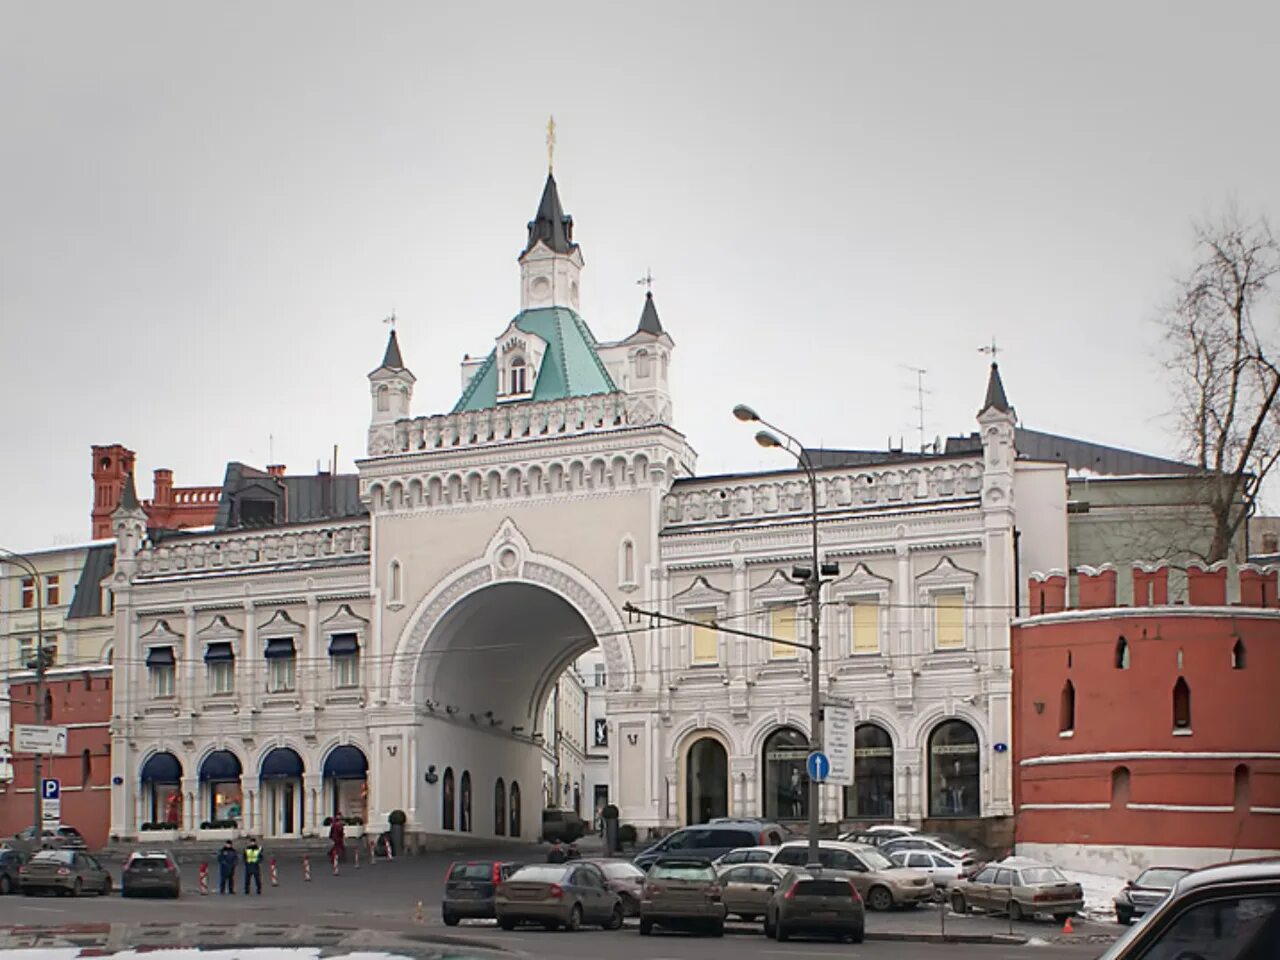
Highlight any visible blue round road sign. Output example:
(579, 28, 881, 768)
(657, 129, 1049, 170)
(806, 751, 830, 783)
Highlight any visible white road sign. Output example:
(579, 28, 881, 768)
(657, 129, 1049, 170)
(824, 704, 855, 786)
(13, 724, 69, 755)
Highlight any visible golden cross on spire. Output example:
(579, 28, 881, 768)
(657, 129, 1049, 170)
(546, 115, 556, 172)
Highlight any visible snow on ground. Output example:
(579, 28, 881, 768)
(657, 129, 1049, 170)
(1061, 868, 1128, 922)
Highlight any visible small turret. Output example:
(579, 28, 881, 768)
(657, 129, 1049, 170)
(112, 471, 148, 561)
(367, 328, 416, 456)
(519, 173, 585, 312)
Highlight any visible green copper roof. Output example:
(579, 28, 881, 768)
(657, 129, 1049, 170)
(452, 307, 619, 413)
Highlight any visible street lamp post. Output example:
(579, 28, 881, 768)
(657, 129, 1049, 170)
(1, 548, 47, 844)
(733, 406, 837, 869)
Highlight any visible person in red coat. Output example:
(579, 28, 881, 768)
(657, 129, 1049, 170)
(329, 812, 347, 864)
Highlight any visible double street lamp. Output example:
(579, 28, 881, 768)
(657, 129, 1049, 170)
(0, 547, 49, 845)
(733, 405, 839, 869)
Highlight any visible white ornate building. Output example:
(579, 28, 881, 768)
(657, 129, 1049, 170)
(108, 169, 1069, 846)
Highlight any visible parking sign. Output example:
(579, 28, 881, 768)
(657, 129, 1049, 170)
(41, 778, 60, 827)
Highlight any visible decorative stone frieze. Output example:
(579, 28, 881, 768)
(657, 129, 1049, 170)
(135, 521, 370, 579)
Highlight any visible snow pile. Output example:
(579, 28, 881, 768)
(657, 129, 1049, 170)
(1061, 868, 1128, 922)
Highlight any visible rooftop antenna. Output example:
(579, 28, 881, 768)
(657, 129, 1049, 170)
(900, 364, 931, 453)
(384, 311, 396, 330)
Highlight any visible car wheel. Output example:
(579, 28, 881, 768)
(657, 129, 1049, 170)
(950, 892, 968, 914)
(1007, 900, 1024, 922)
(0, 875, 11, 895)
(102, 876, 112, 896)
(566, 904, 583, 932)
(606, 904, 624, 930)
(868, 885, 894, 912)
(72, 879, 83, 898)
(763, 914, 775, 937)
(638, 919, 653, 936)
(498, 917, 516, 931)
(442, 910, 460, 927)
(776, 922, 790, 942)
(849, 924, 865, 944)
(710, 921, 724, 938)
(1116, 909, 1132, 926)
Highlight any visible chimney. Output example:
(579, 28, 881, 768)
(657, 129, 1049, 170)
(267, 464, 287, 477)
(153, 468, 174, 506)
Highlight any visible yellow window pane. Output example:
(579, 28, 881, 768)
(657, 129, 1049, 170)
(692, 612, 718, 664)
(935, 593, 965, 650)
(770, 605, 798, 659)
(851, 601, 880, 654)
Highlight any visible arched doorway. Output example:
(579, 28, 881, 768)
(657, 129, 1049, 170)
(762, 726, 810, 822)
(322, 745, 368, 822)
(495, 778, 507, 835)
(139, 751, 183, 826)
(843, 723, 894, 819)
(928, 719, 979, 817)
(199, 749, 242, 827)
(509, 780, 522, 837)
(260, 747, 305, 836)
(460, 771, 473, 832)
(685, 737, 728, 824)
(442, 767, 455, 830)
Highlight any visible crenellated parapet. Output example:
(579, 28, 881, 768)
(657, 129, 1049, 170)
(135, 520, 370, 579)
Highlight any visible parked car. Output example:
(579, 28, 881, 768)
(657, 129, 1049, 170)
(717, 862, 789, 922)
(0, 848, 25, 895)
(584, 858, 646, 916)
(541, 808, 586, 843)
(19, 849, 112, 896)
(713, 845, 779, 867)
(880, 834, 977, 861)
(633, 821, 787, 871)
(1113, 866, 1193, 924)
(1095, 857, 1280, 960)
(495, 861, 623, 931)
(13, 826, 86, 853)
(121, 851, 180, 898)
(949, 857, 1083, 922)
(442, 859, 520, 925)
(639, 856, 727, 936)
(764, 868, 866, 943)
(769, 840, 933, 911)
(838, 824, 917, 845)
(889, 848, 971, 890)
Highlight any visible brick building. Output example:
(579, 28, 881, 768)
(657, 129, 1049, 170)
(1013, 563, 1280, 873)
(91, 444, 220, 539)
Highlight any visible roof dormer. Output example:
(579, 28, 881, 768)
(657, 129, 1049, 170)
(495, 323, 548, 404)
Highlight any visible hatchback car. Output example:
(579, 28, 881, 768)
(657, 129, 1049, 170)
(13, 826, 87, 853)
(949, 858, 1083, 922)
(718, 862, 789, 921)
(442, 859, 520, 925)
(0, 848, 24, 895)
(639, 856, 727, 936)
(889, 848, 973, 890)
(122, 851, 180, 898)
(764, 869, 866, 943)
(880, 834, 977, 861)
(495, 861, 623, 931)
(634, 822, 787, 871)
(583, 858, 646, 916)
(769, 840, 933, 911)
(1114, 866, 1193, 924)
(19, 849, 112, 896)
(713, 845, 779, 867)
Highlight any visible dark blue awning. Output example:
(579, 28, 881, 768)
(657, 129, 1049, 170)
(328, 633, 359, 656)
(204, 642, 234, 663)
(140, 751, 182, 783)
(146, 646, 175, 666)
(260, 747, 304, 780)
(199, 750, 242, 782)
(264, 638, 295, 659)
(322, 745, 368, 780)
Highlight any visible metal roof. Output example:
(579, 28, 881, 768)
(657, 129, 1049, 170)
(1013, 427, 1195, 476)
(67, 544, 115, 620)
(523, 172, 577, 256)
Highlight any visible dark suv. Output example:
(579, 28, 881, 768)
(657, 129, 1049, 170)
(541, 809, 586, 843)
(442, 859, 520, 925)
(1096, 857, 1279, 960)
(634, 822, 787, 872)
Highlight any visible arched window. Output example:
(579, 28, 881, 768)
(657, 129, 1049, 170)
(81, 748, 92, 787)
(1115, 636, 1130, 669)
(1232, 638, 1246, 669)
(761, 727, 810, 821)
(1060, 680, 1076, 733)
(460, 771, 472, 833)
(635, 350, 651, 378)
(927, 719, 980, 817)
(44, 691, 53, 723)
(510, 356, 527, 395)
(843, 723, 894, 819)
(686, 737, 729, 824)
(509, 781, 522, 837)
(1234, 765, 1251, 810)
(1111, 766, 1130, 807)
(621, 539, 636, 584)
(495, 778, 507, 836)
(376, 384, 389, 412)
(388, 559, 402, 604)
(1173, 678, 1192, 730)
(442, 767, 455, 830)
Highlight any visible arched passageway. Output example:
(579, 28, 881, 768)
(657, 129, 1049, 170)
(685, 737, 728, 824)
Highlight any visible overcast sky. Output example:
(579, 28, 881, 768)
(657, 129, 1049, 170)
(2, 2, 1279, 551)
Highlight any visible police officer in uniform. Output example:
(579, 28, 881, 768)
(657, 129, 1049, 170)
(243, 837, 264, 894)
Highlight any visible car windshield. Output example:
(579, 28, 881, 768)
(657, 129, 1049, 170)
(858, 848, 895, 870)
(1019, 867, 1067, 885)
(651, 863, 715, 881)
(30, 850, 74, 864)
(600, 862, 644, 880)
(449, 862, 497, 880)
(1137, 868, 1189, 888)
(508, 865, 568, 883)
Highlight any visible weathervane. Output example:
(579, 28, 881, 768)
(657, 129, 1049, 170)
(546, 115, 556, 172)
(636, 269, 655, 292)
(979, 337, 1000, 361)
(384, 311, 396, 330)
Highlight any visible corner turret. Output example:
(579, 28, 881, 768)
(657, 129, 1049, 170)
(112, 471, 148, 562)
(519, 173, 584, 312)
(367, 328, 416, 456)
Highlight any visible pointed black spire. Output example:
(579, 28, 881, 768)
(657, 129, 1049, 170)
(524, 173, 576, 255)
(118, 471, 141, 512)
(981, 362, 1012, 414)
(636, 291, 665, 336)
(381, 329, 404, 370)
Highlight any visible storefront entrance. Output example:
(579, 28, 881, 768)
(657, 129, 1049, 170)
(259, 747, 305, 837)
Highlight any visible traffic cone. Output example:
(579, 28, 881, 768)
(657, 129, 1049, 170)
(1062, 916, 1074, 935)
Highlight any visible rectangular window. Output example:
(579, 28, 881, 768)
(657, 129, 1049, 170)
(934, 593, 966, 650)
(329, 633, 360, 689)
(45, 575, 60, 606)
(18, 637, 34, 669)
(691, 611, 719, 665)
(769, 604, 799, 659)
(21, 578, 35, 609)
(593, 662, 606, 687)
(208, 660, 235, 694)
(146, 646, 176, 698)
(850, 600, 880, 655)
(265, 637, 296, 693)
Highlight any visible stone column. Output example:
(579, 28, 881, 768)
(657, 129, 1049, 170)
(304, 773, 322, 833)
(240, 602, 256, 704)
(181, 776, 199, 833)
(184, 606, 198, 708)
(305, 597, 319, 707)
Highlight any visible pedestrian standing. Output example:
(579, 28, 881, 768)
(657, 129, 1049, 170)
(217, 840, 237, 894)
(329, 812, 347, 865)
(547, 839, 567, 863)
(243, 837, 263, 894)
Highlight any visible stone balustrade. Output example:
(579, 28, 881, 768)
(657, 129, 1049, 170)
(136, 521, 370, 578)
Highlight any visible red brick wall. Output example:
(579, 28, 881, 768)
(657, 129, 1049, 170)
(0, 670, 113, 849)
(1013, 608, 1280, 853)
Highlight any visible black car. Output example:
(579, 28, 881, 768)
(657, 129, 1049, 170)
(634, 822, 787, 871)
(765, 868, 866, 943)
(1096, 857, 1279, 959)
(122, 851, 181, 898)
(0, 848, 24, 895)
(442, 859, 520, 925)
(1114, 866, 1192, 924)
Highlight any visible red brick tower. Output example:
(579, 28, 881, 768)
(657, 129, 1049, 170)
(91, 444, 136, 539)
